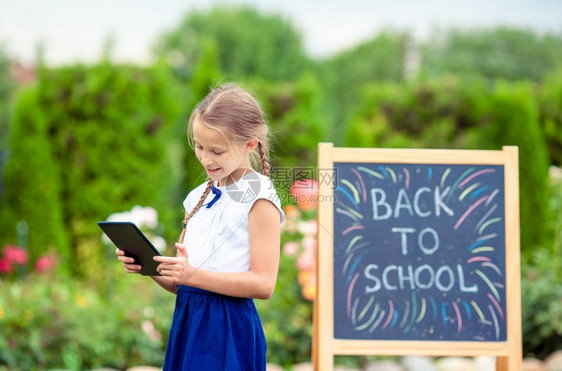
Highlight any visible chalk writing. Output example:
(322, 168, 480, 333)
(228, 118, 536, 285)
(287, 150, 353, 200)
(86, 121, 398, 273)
(333, 163, 506, 341)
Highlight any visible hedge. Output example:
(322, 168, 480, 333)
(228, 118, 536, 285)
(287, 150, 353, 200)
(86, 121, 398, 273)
(345, 76, 550, 255)
(0, 62, 182, 275)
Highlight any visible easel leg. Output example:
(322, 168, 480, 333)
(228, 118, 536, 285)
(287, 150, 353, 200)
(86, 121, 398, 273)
(496, 356, 507, 371)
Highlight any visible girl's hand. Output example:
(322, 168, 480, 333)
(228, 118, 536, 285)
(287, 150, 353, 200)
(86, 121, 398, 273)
(153, 243, 193, 285)
(115, 248, 142, 274)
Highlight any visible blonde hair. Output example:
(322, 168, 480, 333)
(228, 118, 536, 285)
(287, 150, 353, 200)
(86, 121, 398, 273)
(179, 83, 271, 243)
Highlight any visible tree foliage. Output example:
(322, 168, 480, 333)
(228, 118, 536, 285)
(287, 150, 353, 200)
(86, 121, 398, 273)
(181, 38, 223, 192)
(0, 44, 15, 200)
(252, 74, 327, 168)
(345, 76, 550, 255)
(485, 81, 551, 252)
(155, 6, 309, 82)
(247, 74, 328, 204)
(1, 62, 182, 275)
(314, 32, 406, 133)
(0, 47, 13, 104)
(538, 68, 562, 166)
(421, 27, 562, 81)
(0, 89, 69, 265)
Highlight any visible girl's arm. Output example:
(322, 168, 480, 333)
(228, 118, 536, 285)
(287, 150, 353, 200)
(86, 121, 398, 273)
(115, 248, 178, 294)
(154, 199, 281, 300)
(150, 275, 178, 294)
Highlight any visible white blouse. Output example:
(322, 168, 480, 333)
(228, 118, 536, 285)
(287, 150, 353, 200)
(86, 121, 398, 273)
(182, 172, 285, 273)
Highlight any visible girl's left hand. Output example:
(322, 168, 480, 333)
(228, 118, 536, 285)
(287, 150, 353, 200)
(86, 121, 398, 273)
(153, 243, 194, 285)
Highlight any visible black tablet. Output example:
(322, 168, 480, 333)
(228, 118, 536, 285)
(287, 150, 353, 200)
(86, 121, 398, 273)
(98, 221, 162, 276)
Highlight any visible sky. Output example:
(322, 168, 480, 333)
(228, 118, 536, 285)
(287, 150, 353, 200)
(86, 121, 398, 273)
(1, 0, 561, 65)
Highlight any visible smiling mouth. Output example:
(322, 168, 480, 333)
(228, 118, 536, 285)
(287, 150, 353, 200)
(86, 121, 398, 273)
(207, 168, 220, 173)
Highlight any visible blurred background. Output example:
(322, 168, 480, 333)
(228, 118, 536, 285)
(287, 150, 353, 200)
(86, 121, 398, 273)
(0, 0, 561, 369)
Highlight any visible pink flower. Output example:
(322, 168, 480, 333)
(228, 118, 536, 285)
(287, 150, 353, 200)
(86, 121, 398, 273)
(296, 250, 315, 271)
(297, 220, 317, 236)
(141, 320, 162, 342)
(2, 245, 28, 265)
(0, 258, 12, 273)
(283, 241, 300, 256)
(290, 179, 319, 211)
(302, 236, 317, 252)
(34, 255, 56, 273)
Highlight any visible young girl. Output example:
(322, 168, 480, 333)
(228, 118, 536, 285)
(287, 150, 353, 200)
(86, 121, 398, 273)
(116, 83, 284, 370)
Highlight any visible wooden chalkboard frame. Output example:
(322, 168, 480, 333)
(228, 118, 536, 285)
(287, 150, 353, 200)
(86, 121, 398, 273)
(314, 144, 521, 370)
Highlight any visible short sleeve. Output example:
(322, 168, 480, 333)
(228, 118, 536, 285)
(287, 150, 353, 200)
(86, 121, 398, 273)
(182, 182, 209, 212)
(254, 176, 285, 223)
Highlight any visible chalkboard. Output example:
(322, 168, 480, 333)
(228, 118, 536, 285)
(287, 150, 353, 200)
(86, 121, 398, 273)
(333, 163, 506, 341)
(313, 145, 522, 371)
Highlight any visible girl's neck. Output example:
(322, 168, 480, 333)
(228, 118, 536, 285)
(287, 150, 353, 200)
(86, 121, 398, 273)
(218, 167, 254, 187)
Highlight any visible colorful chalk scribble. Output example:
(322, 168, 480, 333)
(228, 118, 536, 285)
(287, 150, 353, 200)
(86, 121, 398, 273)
(333, 163, 507, 341)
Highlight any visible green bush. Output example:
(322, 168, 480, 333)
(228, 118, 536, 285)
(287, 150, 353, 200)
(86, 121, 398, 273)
(251, 74, 327, 169)
(420, 27, 562, 82)
(155, 5, 309, 82)
(248, 75, 328, 206)
(0, 238, 314, 369)
(0, 62, 182, 275)
(181, 38, 222, 192)
(256, 253, 313, 367)
(345, 77, 550, 255)
(538, 68, 562, 166)
(346, 77, 486, 149)
(485, 81, 550, 253)
(521, 247, 562, 359)
(521, 167, 562, 358)
(0, 269, 174, 369)
(0, 89, 69, 265)
(0, 45, 14, 151)
(255, 205, 317, 367)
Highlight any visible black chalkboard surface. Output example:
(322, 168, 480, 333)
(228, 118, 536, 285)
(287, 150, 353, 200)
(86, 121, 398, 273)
(333, 162, 506, 341)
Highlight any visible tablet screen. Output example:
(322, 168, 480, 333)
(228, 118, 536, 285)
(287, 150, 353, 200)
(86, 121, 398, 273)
(98, 221, 162, 276)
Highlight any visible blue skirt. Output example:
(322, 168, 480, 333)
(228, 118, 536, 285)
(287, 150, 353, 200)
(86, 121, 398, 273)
(163, 285, 267, 371)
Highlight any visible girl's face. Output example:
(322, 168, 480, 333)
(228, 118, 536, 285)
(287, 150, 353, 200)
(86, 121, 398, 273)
(192, 118, 255, 186)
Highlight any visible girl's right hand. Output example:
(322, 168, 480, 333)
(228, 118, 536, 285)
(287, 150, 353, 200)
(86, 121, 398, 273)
(116, 248, 142, 274)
